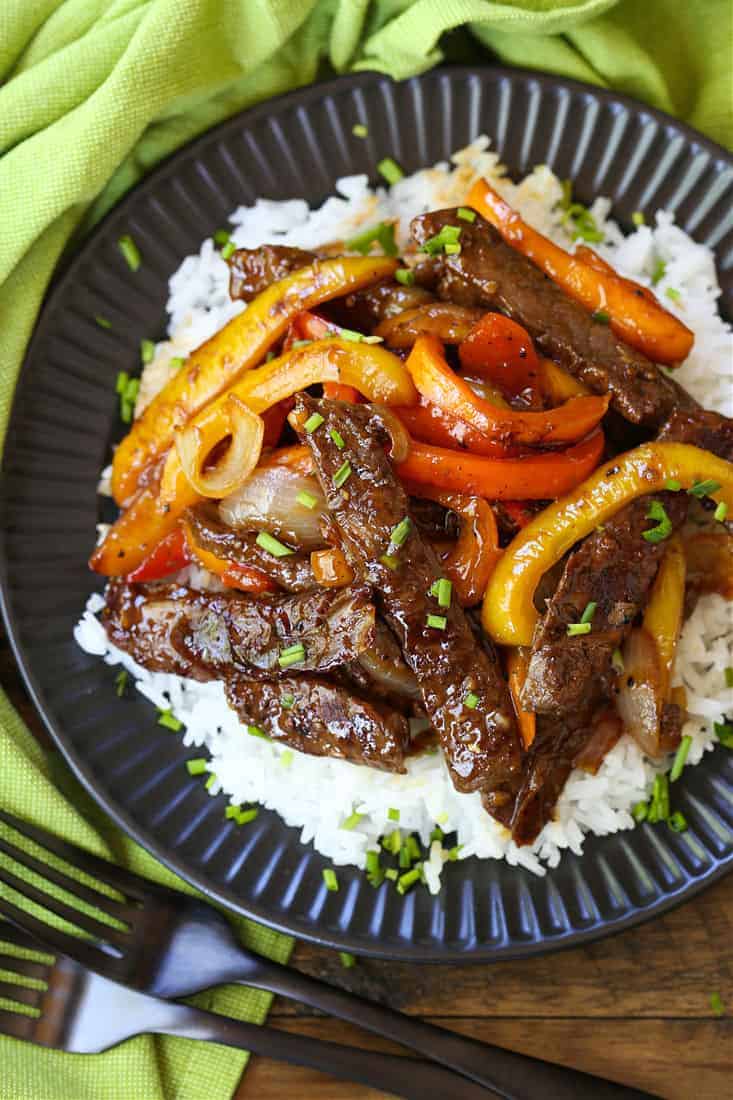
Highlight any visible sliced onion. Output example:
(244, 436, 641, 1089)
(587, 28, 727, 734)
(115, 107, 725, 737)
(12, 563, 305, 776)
(573, 709, 623, 774)
(358, 648, 421, 701)
(616, 627, 665, 758)
(176, 395, 263, 499)
(220, 463, 327, 548)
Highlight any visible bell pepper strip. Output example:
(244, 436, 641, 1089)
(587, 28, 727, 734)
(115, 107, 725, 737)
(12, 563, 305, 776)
(125, 526, 191, 582)
(310, 547, 355, 587)
(374, 303, 485, 349)
(482, 442, 733, 647)
(323, 382, 361, 402)
(90, 475, 199, 576)
(111, 256, 397, 506)
(499, 500, 536, 531)
(458, 313, 544, 401)
(641, 534, 686, 701)
(394, 399, 518, 458)
(406, 335, 609, 447)
(261, 399, 293, 447)
(291, 311, 373, 399)
(181, 519, 278, 593)
(259, 443, 315, 475)
(574, 245, 661, 308)
(466, 179, 694, 365)
(506, 648, 536, 748)
(538, 358, 590, 401)
(397, 428, 604, 501)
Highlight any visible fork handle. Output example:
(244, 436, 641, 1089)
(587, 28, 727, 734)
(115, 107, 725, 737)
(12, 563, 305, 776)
(230, 956, 655, 1100)
(151, 1000, 494, 1100)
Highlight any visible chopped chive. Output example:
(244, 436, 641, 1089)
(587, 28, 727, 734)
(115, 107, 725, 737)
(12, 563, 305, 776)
(296, 489, 318, 510)
(95, 315, 112, 329)
(280, 693, 295, 709)
(280, 749, 294, 767)
(399, 845, 412, 869)
(220, 240, 236, 260)
(668, 811, 688, 833)
(247, 724, 270, 740)
(116, 371, 129, 395)
(322, 868, 339, 892)
(648, 773, 670, 823)
(632, 211, 645, 226)
(457, 207, 476, 223)
(710, 992, 725, 1016)
(430, 826, 444, 842)
(140, 338, 155, 364)
(205, 774, 216, 790)
(562, 202, 605, 243)
(464, 692, 479, 710)
(186, 758, 207, 776)
(278, 643, 306, 670)
(665, 478, 682, 491)
(303, 411, 324, 433)
(670, 735, 693, 782)
(389, 516, 411, 548)
(426, 614, 447, 630)
(333, 460, 352, 489)
(339, 327, 365, 342)
(366, 851, 383, 887)
(169, 356, 185, 371)
(714, 501, 728, 523)
(665, 287, 681, 303)
(725, 668, 733, 689)
(643, 499, 672, 543)
(611, 648, 625, 674)
(420, 225, 462, 256)
(567, 622, 592, 636)
(444, 242, 461, 255)
(114, 669, 129, 697)
(329, 428, 346, 450)
(592, 310, 611, 324)
(157, 708, 182, 732)
(118, 234, 141, 271)
(395, 267, 415, 286)
(339, 951, 357, 968)
(361, 335, 384, 344)
(213, 228, 231, 246)
(291, 339, 312, 350)
(377, 157, 404, 185)
(225, 804, 242, 820)
(352, 123, 368, 138)
(256, 531, 294, 558)
(651, 259, 667, 285)
(714, 720, 733, 748)
(447, 845, 462, 861)
(385, 868, 398, 881)
(436, 578, 452, 608)
(632, 801, 648, 823)
(388, 807, 400, 822)
(345, 221, 398, 257)
(379, 553, 398, 570)
(406, 835, 421, 861)
(580, 601, 597, 625)
(688, 478, 722, 498)
(341, 811, 364, 831)
(436, 812, 449, 825)
(236, 808, 258, 824)
(396, 866, 422, 895)
(383, 828, 401, 854)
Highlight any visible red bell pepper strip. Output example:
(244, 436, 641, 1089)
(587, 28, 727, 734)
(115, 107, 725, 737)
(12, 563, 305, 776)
(126, 526, 190, 582)
(458, 313, 544, 402)
(394, 399, 519, 458)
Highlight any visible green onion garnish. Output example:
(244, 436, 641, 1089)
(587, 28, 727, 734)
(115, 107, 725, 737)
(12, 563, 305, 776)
(383, 828, 401, 854)
(651, 259, 666, 285)
(247, 724, 270, 740)
(345, 221, 398, 257)
(388, 807, 400, 822)
(281, 693, 295, 710)
(205, 775, 216, 791)
(580, 601, 597, 625)
(186, 758, 207, 776)
(406, 835, 421, 861)
(226, 806, 258, 825)
(322, 868, 339, 892)
(389, 516, 411, 548)
(339, 951, 357, 968)
(169, 356, 185, 371)
(95, 315, 112, 329)
(435, 578, 452, 608)
(643, 499, 672, 543)
(444, 242, 461, 255)
(333, 460, 352, 489)
(647, 773, 670, 823)
(430, 826, 444, 842)
(385, 868, 398, 881)
(140, 339, 155, 364)
(464, 692, 479, 710)
(395, 267, 415, 286)
(399, 845, 412, 869)
(670, 734, 693, 781)
(365, 850, 382, 886)
(342, 811, 364, 831)
(426, 614, 447, 631)
(632, 801, 648, 823)
(561, 203, 604, 243)
(377, 157, 404, 185)
(329, 428, 346, 449)
(715, 501, 728, 523)
(352, 123, 368, 138)
(611, 648, 624, 673)
(567, 622, 592, 636)
(225, 804, 241, 820)
(420, 225, 462, 256)
(379, 553, 398, 570)
(291, 339, 312, 349)
(710, 991, 725, 1016)
(220, 240, 236, 261)
(665, 478, 682, 491)
(668, 811, 688, 833)
(157, 708, 182, 732)
(278, 643, 306, 670)
(256, 531, 294, 558)
(115, 669, 128, 697)
(396, 867, 422, 895)
(632, 211, 645, 226)
(118, 234, 141, 271)
(280, 749, 294, 767)
(714, 720, 733, 748)
(296, 489, 318, 510)
(592, 310, 611, 324)
(688, 478, 722, 498)
(665, 287, 681, 303)
(725, 668, 733, 688)
(303, 411, 324, 433)
(213, 229, 230, 246)
(457, 207, 476, 223)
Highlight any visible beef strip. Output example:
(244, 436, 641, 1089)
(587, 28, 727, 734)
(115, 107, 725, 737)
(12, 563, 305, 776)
(295, 395, 523, 801)
(227, 245, 316, 301)
(186, 503, 316, 592)
(325, 278, 434, 332)
(103, 579, 375, 679)
(658, 405, 733, 463)
(410, 209, 694, 428)
(225, 675, 410, 772)
(522, 492, 689, 716)
(344, 619, 421, 709)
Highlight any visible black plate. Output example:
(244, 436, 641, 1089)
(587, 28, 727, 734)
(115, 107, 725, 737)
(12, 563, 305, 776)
(3, 67, 733, 961)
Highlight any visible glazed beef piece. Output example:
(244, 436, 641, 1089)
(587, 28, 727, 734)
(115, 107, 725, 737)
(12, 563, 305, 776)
(658, 405, 733, 463)
(225, 675, 410, 772)
(345, 619, 421, 709)
(103, 580, 375, 679)
(296, 395, 523, 802)
(227, 245, 315, 301)
(522, 492, 688, 716)
(410, 209, 694, 428)
(324, 277, 434, 332)
(186, 504, 316, 592)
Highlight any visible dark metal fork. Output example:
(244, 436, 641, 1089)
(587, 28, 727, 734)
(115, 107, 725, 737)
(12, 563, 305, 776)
(0, 810, 655, 1100)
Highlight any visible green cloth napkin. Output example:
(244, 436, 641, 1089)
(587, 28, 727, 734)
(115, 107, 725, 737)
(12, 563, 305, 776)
(0, 2, 730, 1099)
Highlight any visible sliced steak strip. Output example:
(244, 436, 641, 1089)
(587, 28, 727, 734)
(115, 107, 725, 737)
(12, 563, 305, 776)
(186, 503, 316, 592)
(225, 675, 410, 772)
(296, 395, 523, 799)
(410, 209, 694, 428)
(658, 405, 733, 463)
(227, 245, 316, 301)
(103, 580, 374, 679)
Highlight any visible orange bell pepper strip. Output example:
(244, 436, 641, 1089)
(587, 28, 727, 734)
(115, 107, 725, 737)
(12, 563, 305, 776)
(111, 256, 397, 506)
(181, 518, 278, 594)
(574, 246, 660, 308)
(90, 474, 199, 576)
(259, 443, 315, 475)
(125, 526, 191, 582)
(397, 428, 604, 501)
(466, 179, 694, 365)
(394, 399, 519, 458)
(406, 334, 609, 447)
(323, 382, 361, 403)
(505, 648, 536, 748)
(538, 358, 590, 402)
(483, 442, 733, 647)
(458, 313, 544, 401)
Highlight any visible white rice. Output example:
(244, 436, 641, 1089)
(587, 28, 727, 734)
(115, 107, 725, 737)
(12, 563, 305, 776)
(76, 138, 733, 887)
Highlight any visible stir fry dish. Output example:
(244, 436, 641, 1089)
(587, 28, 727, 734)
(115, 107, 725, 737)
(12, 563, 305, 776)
(89, 181, 733, 849)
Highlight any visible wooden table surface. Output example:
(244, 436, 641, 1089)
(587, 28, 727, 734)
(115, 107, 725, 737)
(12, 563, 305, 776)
(2, 631, 730, 1099)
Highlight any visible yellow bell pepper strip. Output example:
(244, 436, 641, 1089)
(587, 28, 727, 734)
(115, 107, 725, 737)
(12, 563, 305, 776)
(643, 534, 686, 700)
(111, 255, 397, 505)
(506, 647, 536, 748)
(482, 442, 733, 646)
(538, 358, 590, 402)
(89, 476, 199, 576)
(406, 334, 609, 448)
(466, 179, 694, 365)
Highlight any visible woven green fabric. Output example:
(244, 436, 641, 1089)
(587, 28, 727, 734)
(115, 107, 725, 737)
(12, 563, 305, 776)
(0, 2, 731, 1098)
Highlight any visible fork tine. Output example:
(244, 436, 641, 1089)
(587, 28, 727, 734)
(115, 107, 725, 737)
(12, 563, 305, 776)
(0, 1006, 36, 1040)
(0, 834, 133, 923)
(0, 811, 161, 901)
(0, 979, 43, 1007)
(0, 892, 120, 971)
(0, 862, 127, 945)
(0, 950, 51, 983)
(0, 922, 49, 954)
